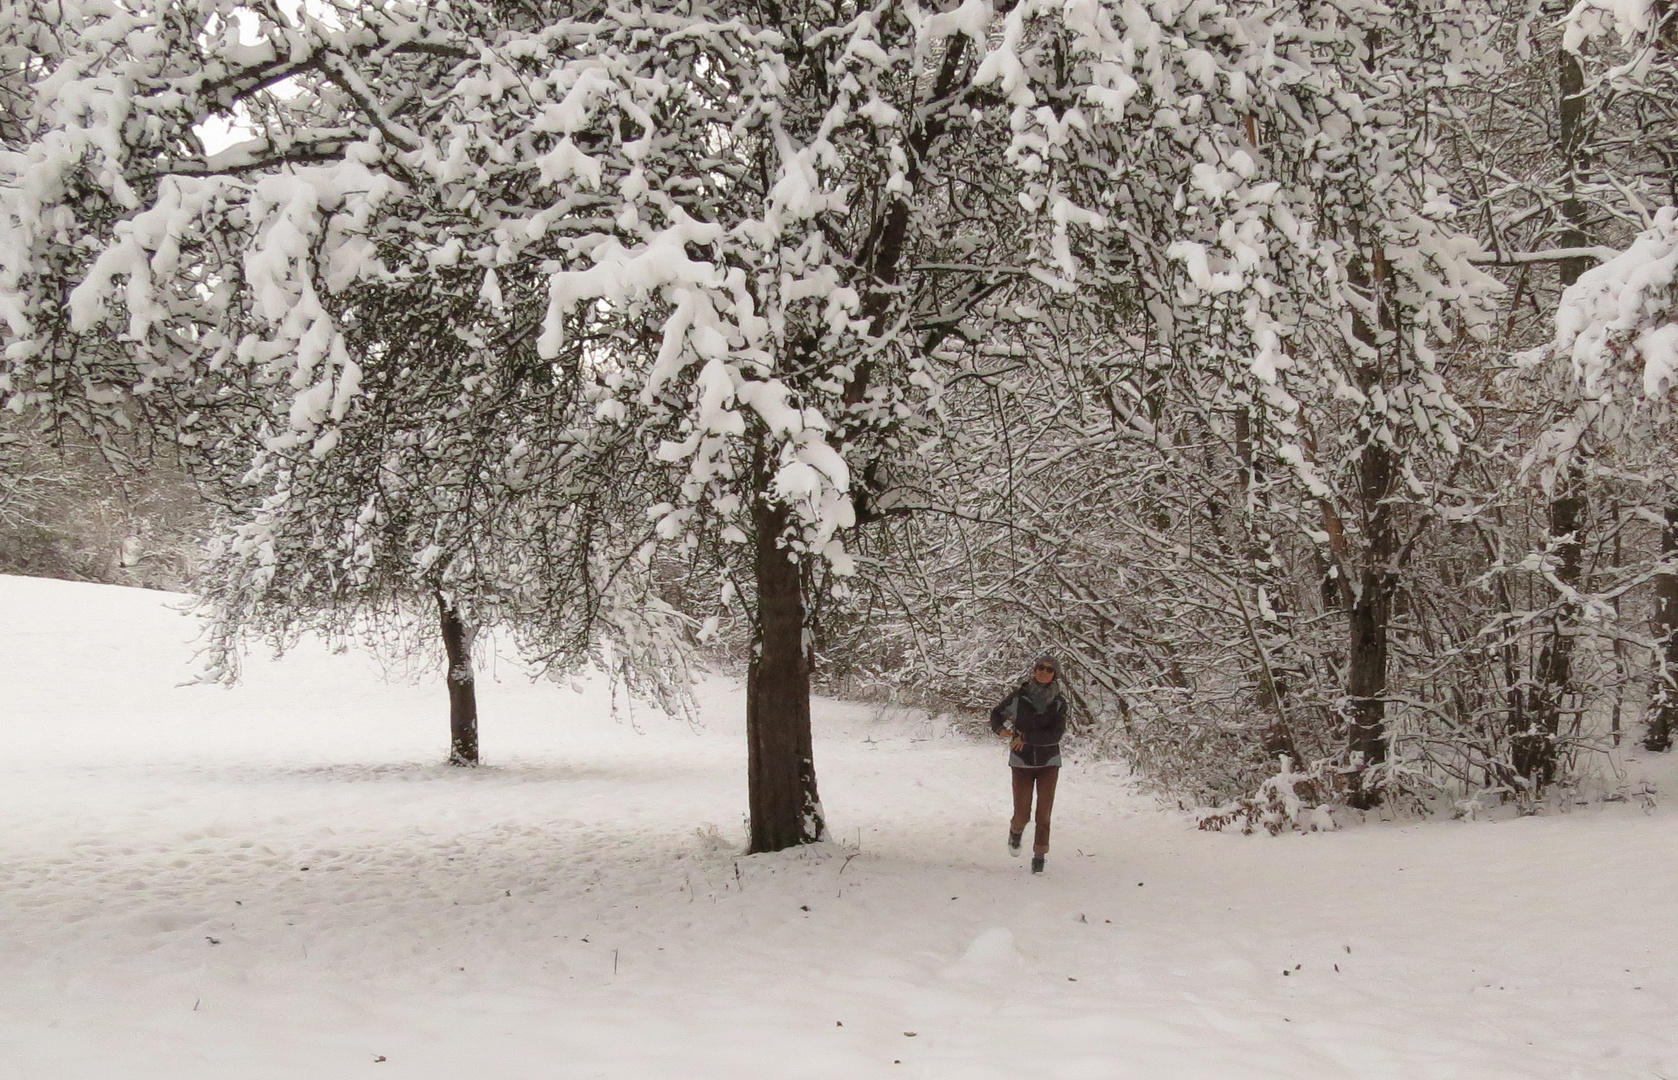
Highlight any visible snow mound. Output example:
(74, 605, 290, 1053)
(944, 926, 1025, 977)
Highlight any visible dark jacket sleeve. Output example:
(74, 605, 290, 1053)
(989, 687, 1019, 734)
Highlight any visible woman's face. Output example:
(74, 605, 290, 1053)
(1033, 662, 1056, 685)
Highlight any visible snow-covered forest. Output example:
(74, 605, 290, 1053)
(5, 0, 1678, 1073)
(6, 0, 1678, 829)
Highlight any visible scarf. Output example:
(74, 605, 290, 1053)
(1020, 677, 1061, 714)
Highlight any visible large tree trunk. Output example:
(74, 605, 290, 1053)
(1342, 252, 1398, 809)
(1345, 441, 1397, 809)
(438, 595, 479, 766)
(746, 493, 826, 853)
(1645, 506, 1678, 751)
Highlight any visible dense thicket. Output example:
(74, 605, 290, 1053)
(0, 414, 205, 588)
(829, 0, 1678, 819)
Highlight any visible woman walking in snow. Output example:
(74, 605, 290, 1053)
(990, 655, 1067, 874)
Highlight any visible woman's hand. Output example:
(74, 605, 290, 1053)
(1011, 735, 1025, 752)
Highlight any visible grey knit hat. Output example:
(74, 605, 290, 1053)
(1033, 654, 1059, 676)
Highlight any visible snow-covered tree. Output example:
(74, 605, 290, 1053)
(1506, 0, 1678, 757)
(1546, 207, 1678, 747)
(0, 1, 696, 766)
(1095, 0, 1509, 803)
(1, 0, 1125, 847)
(192, 271, 691, 765)
(796, 0, 1517, 810)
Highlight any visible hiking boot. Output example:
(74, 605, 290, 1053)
(1008, 830, 1023, 857)
(1030, 854, 1045, 874)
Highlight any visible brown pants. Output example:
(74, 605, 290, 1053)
(1010, 766, 1060, 854)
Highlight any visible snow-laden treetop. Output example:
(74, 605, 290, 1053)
(3, 0, 1505, 569)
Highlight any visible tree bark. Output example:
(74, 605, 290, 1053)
(745, 490, 826, 853)
(439, 594, 479, 766)
(1645, 506, 1678, 751)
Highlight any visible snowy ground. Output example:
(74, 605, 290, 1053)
(2, 574, 1675, 1079)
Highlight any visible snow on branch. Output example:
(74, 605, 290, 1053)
(1554, 206, 1678, 403)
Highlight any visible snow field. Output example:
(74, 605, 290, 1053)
(2, 573, 1675, 1079)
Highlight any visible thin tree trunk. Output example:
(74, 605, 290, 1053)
(1234, 407, 1298, 763)
(1645, 506, 1678, 751)
(1557, 47, 1591, 288)
(745, 484, 825, 853)
(1482, 521, 1525, 791)
(1517, 491, 1584, 785)
(439, 594, 479, 767)
(1506, 45, 1594, 785)
(1609, 502, 1627, 747)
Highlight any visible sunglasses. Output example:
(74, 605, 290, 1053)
(1034, 664, 1056, 673)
